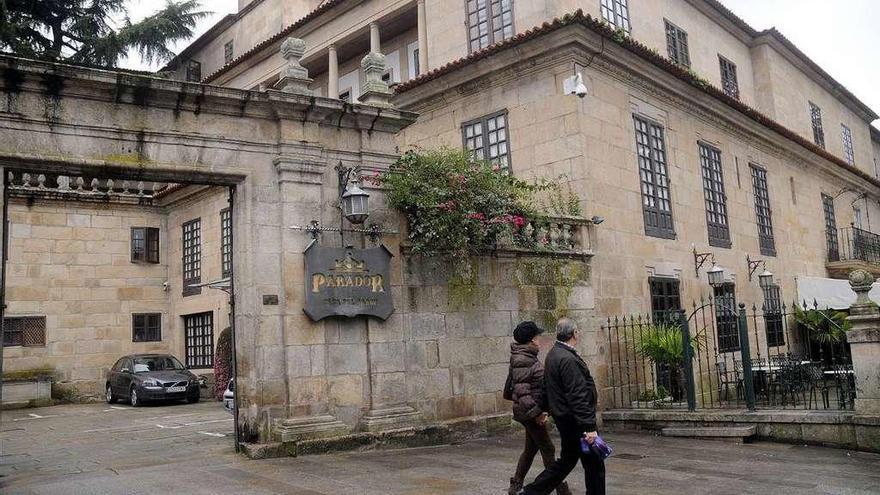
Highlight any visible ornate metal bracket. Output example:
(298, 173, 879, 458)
(746, 254, 765, 282)
(693, 247, 715, 277)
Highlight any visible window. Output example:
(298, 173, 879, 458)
(2, 316, 46, 347)
(601, 0, 631, 33)
(810, 102, 825, 148)
(131, 227, 160, 263)
(132, 313, 161, 342)
(854, 206, 863, 229)
(649, 277, 681, 324)
(224, 40, 234, 64)
(462, 110, 511, 171)
(718, 56, 739, 100)
(822, 193, 839, 261)
(186, 60, 201, 82)
(762, 285, 784, 347)
(412, 48, 420, 76)
(184, 312, 214, 369)
(381, 70, 393, 83)
(842, 124, 855, 165)
(633, 116, 675, 239)
(699, 143, 731, 248)
(182, 218, 201, 296)
(664, 20, 690, 68)
(750, 165, 775, 256)
(339, 89, 352, 103)
(465, 0, 515, 52)
(714, 283, 739, 353)
(221, 208, 232, 278)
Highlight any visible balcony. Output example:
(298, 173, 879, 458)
(826, 225, 880, 278)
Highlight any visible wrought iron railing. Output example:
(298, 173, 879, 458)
(832, 225, 880, 264)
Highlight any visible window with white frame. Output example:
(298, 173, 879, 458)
(465, 0, 515, 52)
(462, 111, 511, 172)
(601, 0, 631, 33)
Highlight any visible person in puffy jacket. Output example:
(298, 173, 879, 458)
(504, 321, 572, 495)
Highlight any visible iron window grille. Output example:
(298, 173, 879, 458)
(762, 285, 784, 347)
(822, 193, 839, 261)
(186, 60, 201, 82)
(221, 208, 232, 278)
(649, 277, 682, 324)
(633, 116, 676, 239)
(664, 20, 690, 68)
(714, 283, 739, 352)
(699, 143, 731, 248)
(412, 48, 420, 76)
(841, 124, 855, 166)
(132, 313, 161, 342)
(601, 0, 631, 33)
(2, 316, 46, 347)
(810, 102, 825, 148)
(182, 218, 201, 296)
(718, 56, 739, 100)
(465, 0, 515, 53)
(224, 40, 234, 64)
(749, 165, 776, 256)
(183, 312, 214, 369)
(131, 227, 160, 264)
(462, 110, 511, 172)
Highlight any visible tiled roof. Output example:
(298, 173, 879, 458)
(395, 9, 880, 189)
(202, 0, 346, 84)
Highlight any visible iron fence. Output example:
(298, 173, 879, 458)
(833, 225, 880, 264)
(603, 298, 855, 411)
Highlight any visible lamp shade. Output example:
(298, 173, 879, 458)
(758, 269, 774, 289)
(342, 181, 370, 224)
(707, 264, 725, 287)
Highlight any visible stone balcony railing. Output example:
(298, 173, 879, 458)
(516, 215, 594, 256)
(6, 171, 162, 204)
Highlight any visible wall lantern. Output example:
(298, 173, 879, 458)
(707, 263, 725, 288)
(747, 254, 774, 288)
(342, 180, 370, 225)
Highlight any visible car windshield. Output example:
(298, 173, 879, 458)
(132, 356, 185, 373)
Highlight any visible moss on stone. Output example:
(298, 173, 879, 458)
(3, 367, 56, 382)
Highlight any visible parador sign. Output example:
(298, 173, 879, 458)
(303, 243, 394, 321)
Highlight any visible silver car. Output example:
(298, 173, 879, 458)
(223, 378, 234, 414)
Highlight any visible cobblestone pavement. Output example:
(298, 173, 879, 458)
(2, 403, 880, 494)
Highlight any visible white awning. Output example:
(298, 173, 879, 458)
(796, 276, 880, 310)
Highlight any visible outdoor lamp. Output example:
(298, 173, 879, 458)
(707, 264, 725, 287)
(758, 269, 774, 289)
(342, 180, 370, 224)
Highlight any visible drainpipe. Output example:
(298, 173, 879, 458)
(228, 186, 241, 452)
(0, 172, 9, 403)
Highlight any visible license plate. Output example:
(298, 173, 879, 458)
(166, 386, 186, 393)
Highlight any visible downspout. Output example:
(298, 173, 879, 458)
(228, 185, 241, 452)
(0, 172, 8, 403)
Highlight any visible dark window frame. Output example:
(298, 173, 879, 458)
(633, 115, 676, 239)
(601, 0, 631, 33)
(841, 123, 855, 166)
(221, 208, 232, 278)
(465, 0, 515, 53)
(2, 316, 46, 347)
(714, 283, 740, 353)
(762, 285, 785, 347)
(182, 218, 202, 297)
(699, 142, 731, 248)
(749, 164, 776, 257)
(810, 101, 825, 149)
(224, 40, 234, 64)
(664, 19, 690, 68)
(461, 110, 512, 172)
(186, 60, 202, 82)
(132, 313, 162, 342)
(822, 193, 839, 261)
(130, 227, 160, 264)
(184, 311, 214, 369)
(718, 55, 739, 100)
(649, 277, 682, 324)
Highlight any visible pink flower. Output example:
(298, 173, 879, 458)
(512, 215, 526, 228)
(467, 212, 486, 221)
(438, 200, 457, 211)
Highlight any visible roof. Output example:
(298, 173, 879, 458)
(871, 125, 880, 143)
(162, 14, 238, 72)
(395, 9, 880, 189)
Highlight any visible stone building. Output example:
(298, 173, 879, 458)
(3, 0, 880, 449)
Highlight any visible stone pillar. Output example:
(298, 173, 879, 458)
(417, 0, 428, 75)
(275, 37, 313, 96)
(358, 53, 393, 107)
(847, 269, 880, 415)
(369, 22, 381, 54)
(327, 44, 339, 99)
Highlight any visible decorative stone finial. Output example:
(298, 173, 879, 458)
(849, 269, 877, 316)
(275, 37, 313, 96)
(358, 52, 393, 107)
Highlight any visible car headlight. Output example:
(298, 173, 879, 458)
(142, 379, 161, 388)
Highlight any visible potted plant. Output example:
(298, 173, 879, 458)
(633, 323, 701, 403)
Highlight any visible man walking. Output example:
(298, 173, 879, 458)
(521, 318, 605, 495)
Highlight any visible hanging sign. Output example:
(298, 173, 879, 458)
(303, 243, 394, 321)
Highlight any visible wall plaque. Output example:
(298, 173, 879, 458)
(303, 243, 394, 321)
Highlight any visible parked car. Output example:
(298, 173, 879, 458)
(223, 379, 234, 414)
(106, 354, 200, 407)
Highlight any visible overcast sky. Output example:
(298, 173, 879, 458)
(121, 0, 878, 125)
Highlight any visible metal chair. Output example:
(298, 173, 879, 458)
(716, 359, 742, 403)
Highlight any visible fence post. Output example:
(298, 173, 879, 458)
(737, 304, 756, 411)
(679, 310, 697, 412)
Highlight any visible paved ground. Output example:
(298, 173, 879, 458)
(2, 403, 880, 494)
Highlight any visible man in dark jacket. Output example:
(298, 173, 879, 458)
(521, 318, 605, 495)
(504, 321, 572, 495)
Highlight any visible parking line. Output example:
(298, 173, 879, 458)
(198, 432, 226, 437)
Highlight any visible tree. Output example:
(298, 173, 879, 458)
(0, 0, 208, 68)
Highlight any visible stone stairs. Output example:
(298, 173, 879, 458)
(661, 425, 757, 443)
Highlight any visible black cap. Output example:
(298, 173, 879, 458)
(513, 321, 544, 344)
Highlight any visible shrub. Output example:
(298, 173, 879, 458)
(213, 327, 233, 401)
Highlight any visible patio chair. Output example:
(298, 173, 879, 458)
(716, 359, 742, 403)
(805, 365, 829, 409)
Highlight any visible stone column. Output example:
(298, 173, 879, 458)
(327, 44, 339, 99)
(369, 22, 381, 54)
(274, 38, 313, 96)
(417, 0, 428, 75)
(846, 269, 880, 452)
(358, 53, 393, 107)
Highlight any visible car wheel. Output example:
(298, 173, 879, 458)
(106, 383, 117, 404)
(187, 395, 200, 404)
(130, 386, 140, 407)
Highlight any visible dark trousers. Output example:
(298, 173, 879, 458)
(522, 417, 605, 495)
(513, 418, 557, 482)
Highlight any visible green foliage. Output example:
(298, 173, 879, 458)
(0, 0, 209, 68)
(637, 385, 670, 402)
(378, 148, 550, 257)
(611, 27, 629, 43)
(633, 323, 702, 367)
(793, 307, 850, 345)
(541, 182, 583, 217)
(213, 326, 233, 401)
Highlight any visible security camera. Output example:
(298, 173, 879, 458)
(162, 281, 169, 292)
(564, 72, 588, 98)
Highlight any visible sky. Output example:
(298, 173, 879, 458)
(120, 0, 879, 125)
